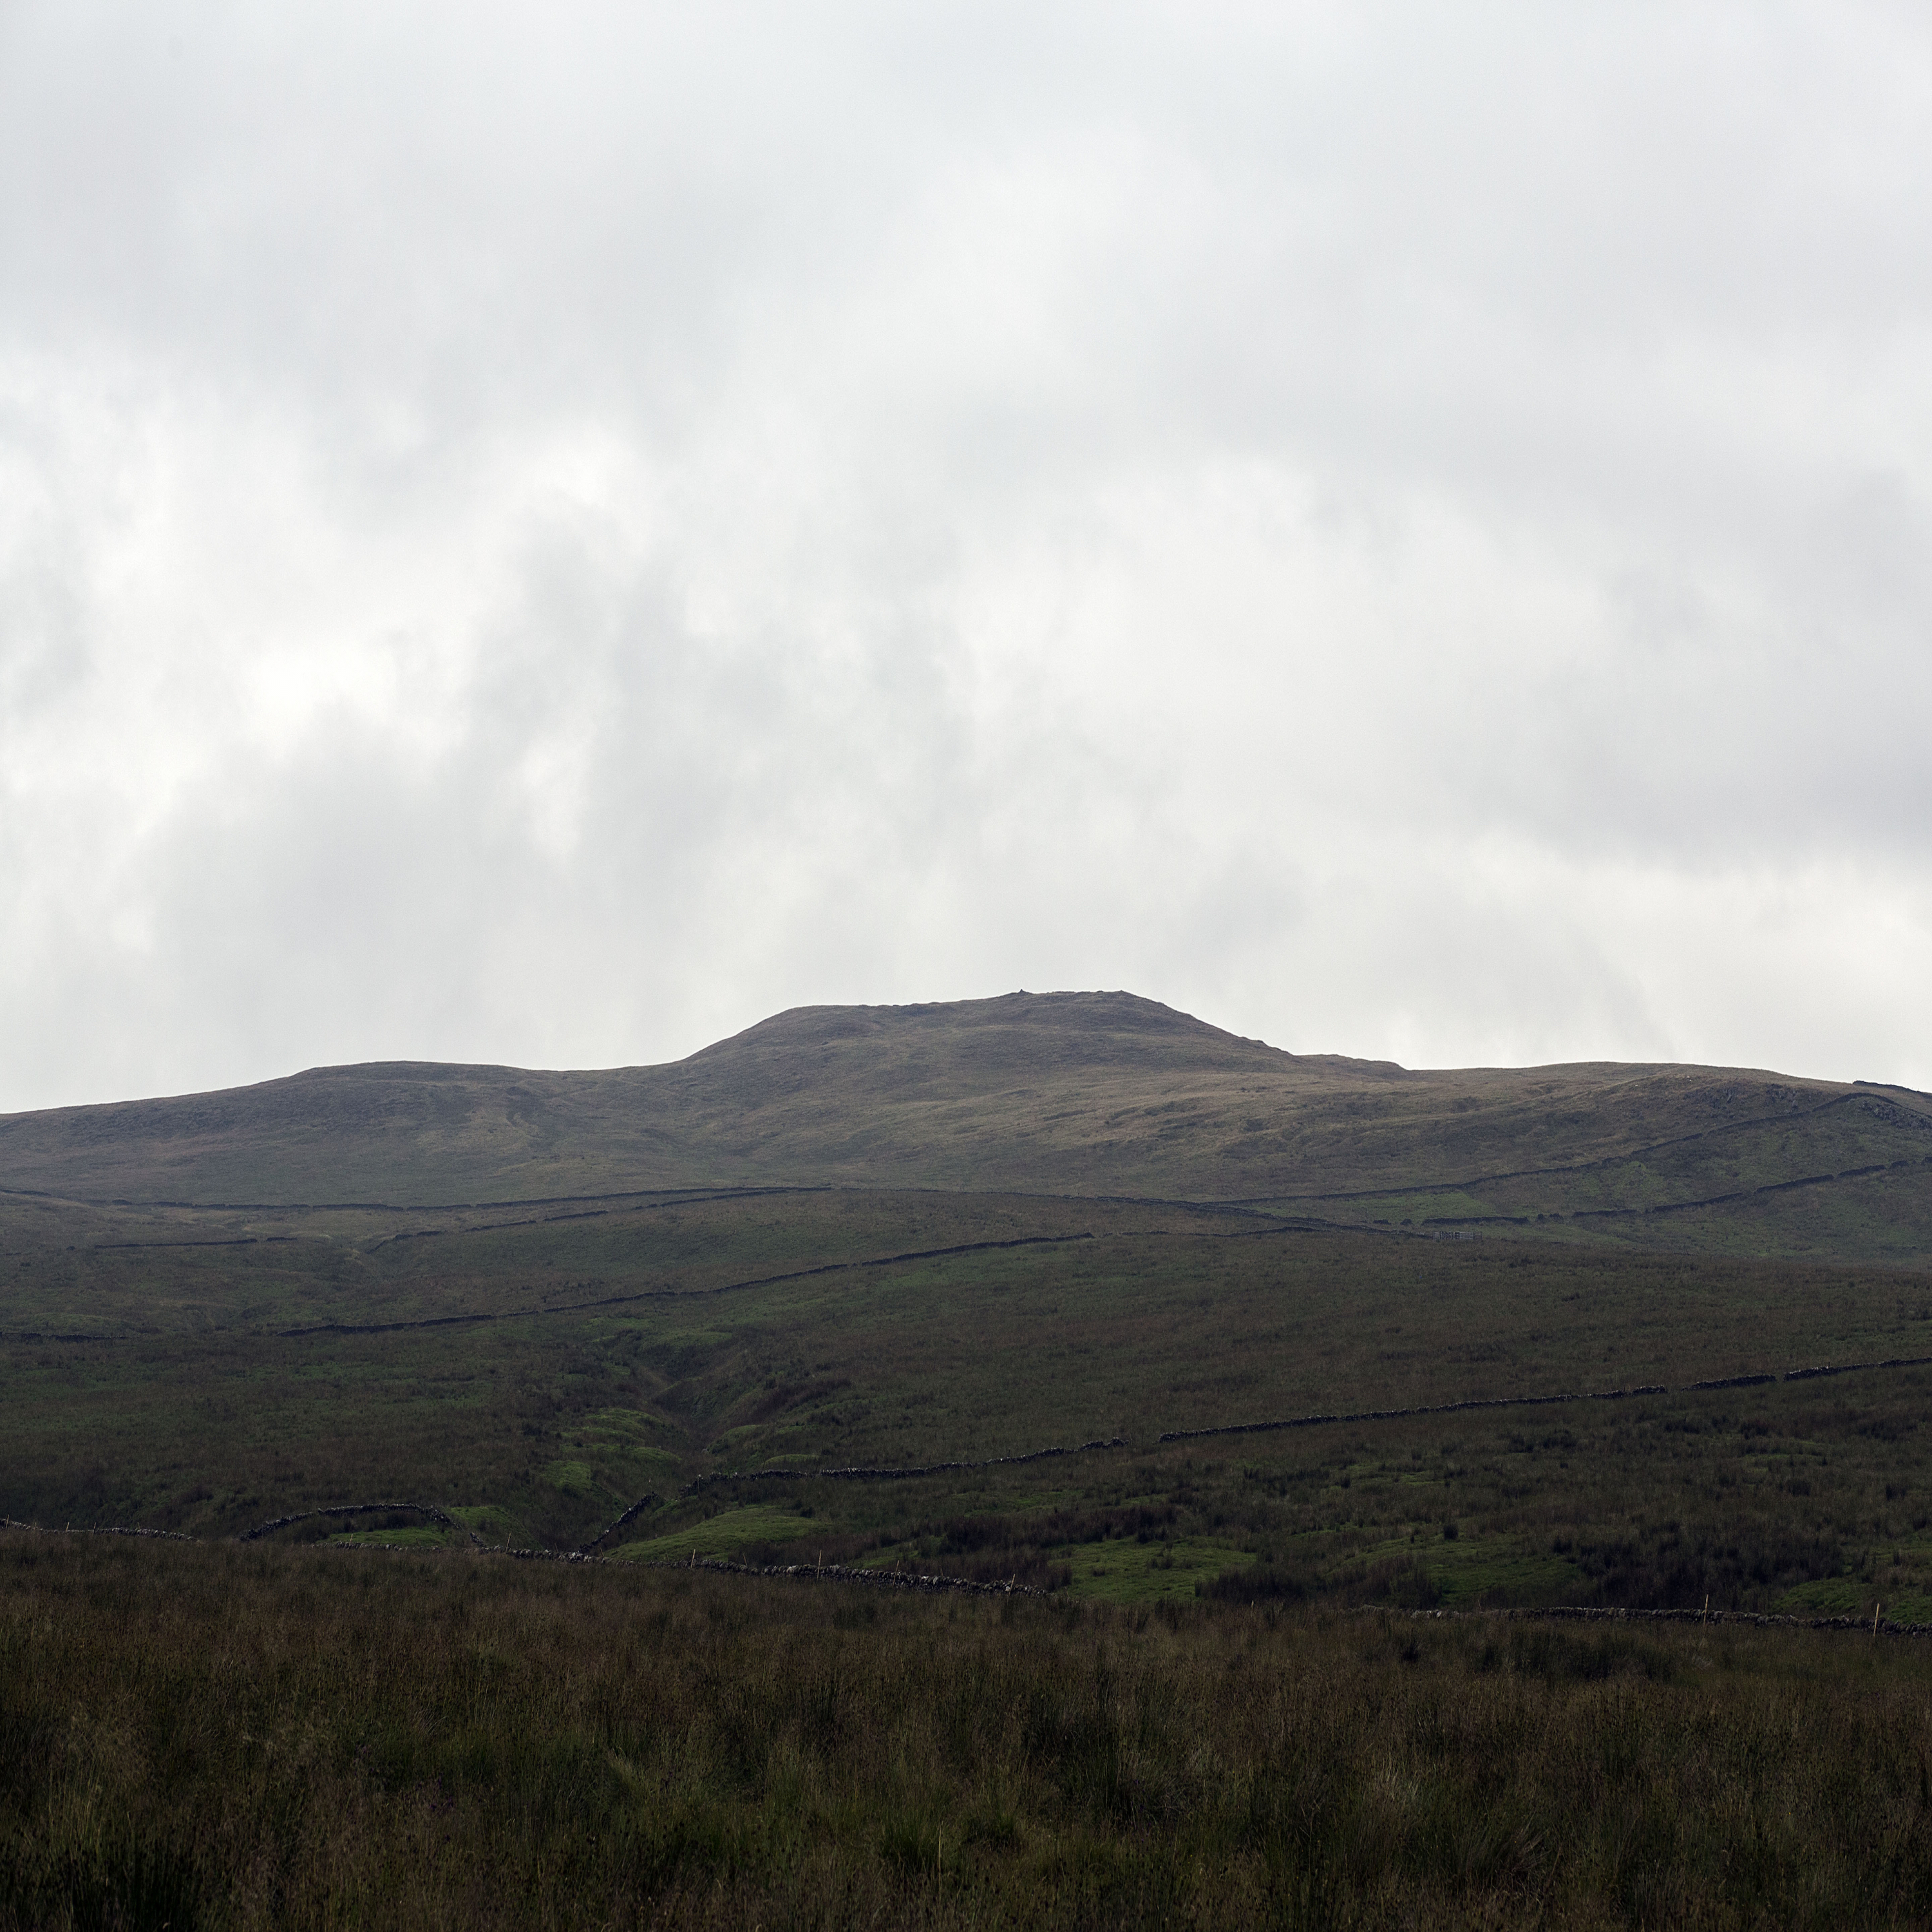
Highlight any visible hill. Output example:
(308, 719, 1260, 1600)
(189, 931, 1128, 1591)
(10, 997, 1932, 1932)
(2, 990, 1929, 1256)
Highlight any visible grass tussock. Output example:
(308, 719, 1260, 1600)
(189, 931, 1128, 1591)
(7, 1533, 1932, 1929)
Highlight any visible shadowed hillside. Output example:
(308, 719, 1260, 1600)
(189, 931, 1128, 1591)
(1, 991, 1928, 1256)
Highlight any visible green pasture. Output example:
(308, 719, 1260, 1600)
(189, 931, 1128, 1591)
(5, 1184, 1932, 1618)
(1057, 1533, 1249, 1604)
(613, 1503, 820, 1564)
(1344, 1528, 1585, 1608)
(325, 1525, 457, 1550)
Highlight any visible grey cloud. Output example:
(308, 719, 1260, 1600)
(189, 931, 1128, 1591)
(3, 2, 1930, 1107)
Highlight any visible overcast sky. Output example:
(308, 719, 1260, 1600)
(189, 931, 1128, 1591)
(3, 2, 1930, 1109)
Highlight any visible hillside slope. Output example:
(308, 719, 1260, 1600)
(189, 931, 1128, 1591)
(1, 992, 1928, 1256)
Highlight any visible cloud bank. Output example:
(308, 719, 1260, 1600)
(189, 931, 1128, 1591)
(3, 2, 1930, 1107)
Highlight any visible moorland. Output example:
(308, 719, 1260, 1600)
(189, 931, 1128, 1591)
(4, 991, 1929, 1257)
(5, 991, 1932, 1926)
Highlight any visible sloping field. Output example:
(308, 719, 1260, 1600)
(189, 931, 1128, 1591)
(8, 1179, 1932, 1620)
(1, 991, 1928, 1259)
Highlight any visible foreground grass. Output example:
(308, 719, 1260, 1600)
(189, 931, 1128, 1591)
(7, 1535, 1932, 1929)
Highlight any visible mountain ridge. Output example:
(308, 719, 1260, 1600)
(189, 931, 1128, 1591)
(2, 991, 1927, 1259)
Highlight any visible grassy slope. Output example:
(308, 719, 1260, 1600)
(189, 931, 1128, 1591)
(9, 1184, 1932, 1625)
(3, 993, 1932, 1618)
(3, 993, 1927, 1262)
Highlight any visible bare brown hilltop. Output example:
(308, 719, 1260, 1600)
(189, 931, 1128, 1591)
(2, 991, 1927, 1257)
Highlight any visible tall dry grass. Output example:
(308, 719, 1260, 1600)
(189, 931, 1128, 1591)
(7, 1533, 1932, 1927)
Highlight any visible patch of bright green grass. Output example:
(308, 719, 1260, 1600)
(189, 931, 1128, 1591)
(325, 1526, 456, 1549)
(1059, 1535, 1249, 1604)
(1425, 1543, 1582, 1609)
(447, 1504, 515, 1541)
(611, 1504, 819, 1565)
(1349, 1531, 1582, 1608)
(573, 1406, 681, 1448)
(543, 1459, 597, 1497)
(1769, 1577, 1932, 1622)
